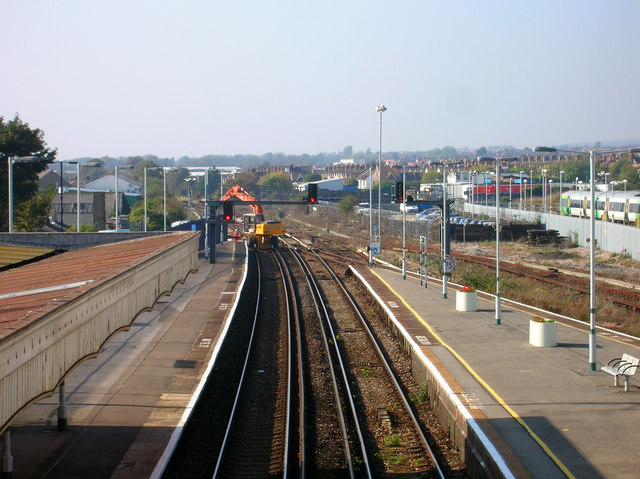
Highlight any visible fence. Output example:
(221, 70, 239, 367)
(463, 204, 640, 260)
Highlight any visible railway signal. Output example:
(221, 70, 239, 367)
(222, 201, 233, 221)
(307, 183, 318, 204)
(393, 181, 404, 203)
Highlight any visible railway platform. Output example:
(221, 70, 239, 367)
(6, 241, 246, 479)
(352, 264, 640, 479)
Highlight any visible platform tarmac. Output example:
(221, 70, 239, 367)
(6, 241, 245, 479)
(353, 264, 640, 479)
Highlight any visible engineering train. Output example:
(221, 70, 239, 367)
(559, 190, 640, 225)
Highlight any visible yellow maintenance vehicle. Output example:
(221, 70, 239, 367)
(223, 185, 286, 249)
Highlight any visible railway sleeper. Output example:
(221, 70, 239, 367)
(377, 407, 392, 430)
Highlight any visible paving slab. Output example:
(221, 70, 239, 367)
(355, 265, 640, 479)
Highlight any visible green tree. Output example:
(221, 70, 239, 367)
(0, 115, 57, 230)
(129, 196, 186, 230)
(13, 187, 56, 231)
(610, 156, 640, 189)
(338, 195, 360, 216)
(421, 171, 443, 183)
(228, 171, 261, 195)
(258, 172, 292, 195)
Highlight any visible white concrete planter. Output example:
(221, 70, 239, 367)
(529, 319, 557, 347)
(456, 291, 477, 312)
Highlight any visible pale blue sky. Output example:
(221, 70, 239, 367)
(2, 1, 639, 160)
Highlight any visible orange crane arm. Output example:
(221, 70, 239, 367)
(221, 184, 264, 218)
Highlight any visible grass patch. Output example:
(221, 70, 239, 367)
(383, 434, 402, 447)
(410, 382, 429, 402)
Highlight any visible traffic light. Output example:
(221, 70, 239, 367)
(222, 201, 233, 221)
(307, 183, 318, 204)
(394, 181, 404, 203)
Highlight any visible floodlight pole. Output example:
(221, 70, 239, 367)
(75, 162, 80, 232)
(144, 167, 149, 232)
(205, 169, 209, 258)
(442, 163, 448, 299)
(115, 166, 120, 231)
(589, 150, 596, 370)
(535, 146, 605, 370)
(376, 104, 386, 246)
(163, 168, 168, 232)
(402, 166, 406, 279)
(369, 166, 373, 267)
(519, 171, 524, 209)
(495, 158, 501, 324)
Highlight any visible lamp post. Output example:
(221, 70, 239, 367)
(144, 167, 149, 231)
(55, 159, 100, 231)
(402, 167, 407, 280)
(471, 171, 476, 218)
(541, 169, 548, 213)
(442, 162, 448, 299)
(530, 170, 533, 210)
(184, 177, 196, 222)
(114, 165, 133, 232)
(560, 170, 565, 194)
(478, 156, 517, 325)
(548, 179, 553, 213)
(468, 171, 472, 211)
(144, 166, 163, 232)
(72, 161, 100, 232)
(604, 173, 612, 221)
(534, 146, 640, 371)
(485, 172, 489, 206)
(7, 156, 40, 232)
(204, 168, 210, 258)
(376, 104, 387, 244)
(509, 178, 513, 208)
(519, 171, 524, 209)
(495, 160, 501, 324)
(162, 168, 177, 232)
(54, 160, 76, 230)
(369, 166, 373, 267)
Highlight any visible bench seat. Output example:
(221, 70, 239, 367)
(601, 353, 640, 391)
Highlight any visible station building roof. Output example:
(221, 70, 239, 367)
(0, 232, 197, 341)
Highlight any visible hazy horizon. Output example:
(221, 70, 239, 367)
(3, 1, 639, 161)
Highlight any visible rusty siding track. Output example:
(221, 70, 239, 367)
(454, 252, 640, 310)
(381, 239, 640, 310)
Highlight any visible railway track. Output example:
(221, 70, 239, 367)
(285, 237, 447, 477)
(163, 239, 459, 477)
(212, 250, 292, 477)
(319, 228, 640, 311)
(452, 251, 640, 309)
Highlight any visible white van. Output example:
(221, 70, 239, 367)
(400, 203, 419, 213)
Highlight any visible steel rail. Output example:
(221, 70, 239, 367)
(272, 248, 306, 477)
(312, 250, 447, 479)
(212, 253, 263, 478)
(286, 245, 373, 479)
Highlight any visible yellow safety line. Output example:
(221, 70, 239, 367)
(370, 269, 576, 479)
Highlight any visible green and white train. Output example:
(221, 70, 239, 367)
(559, 190, 640, 225)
